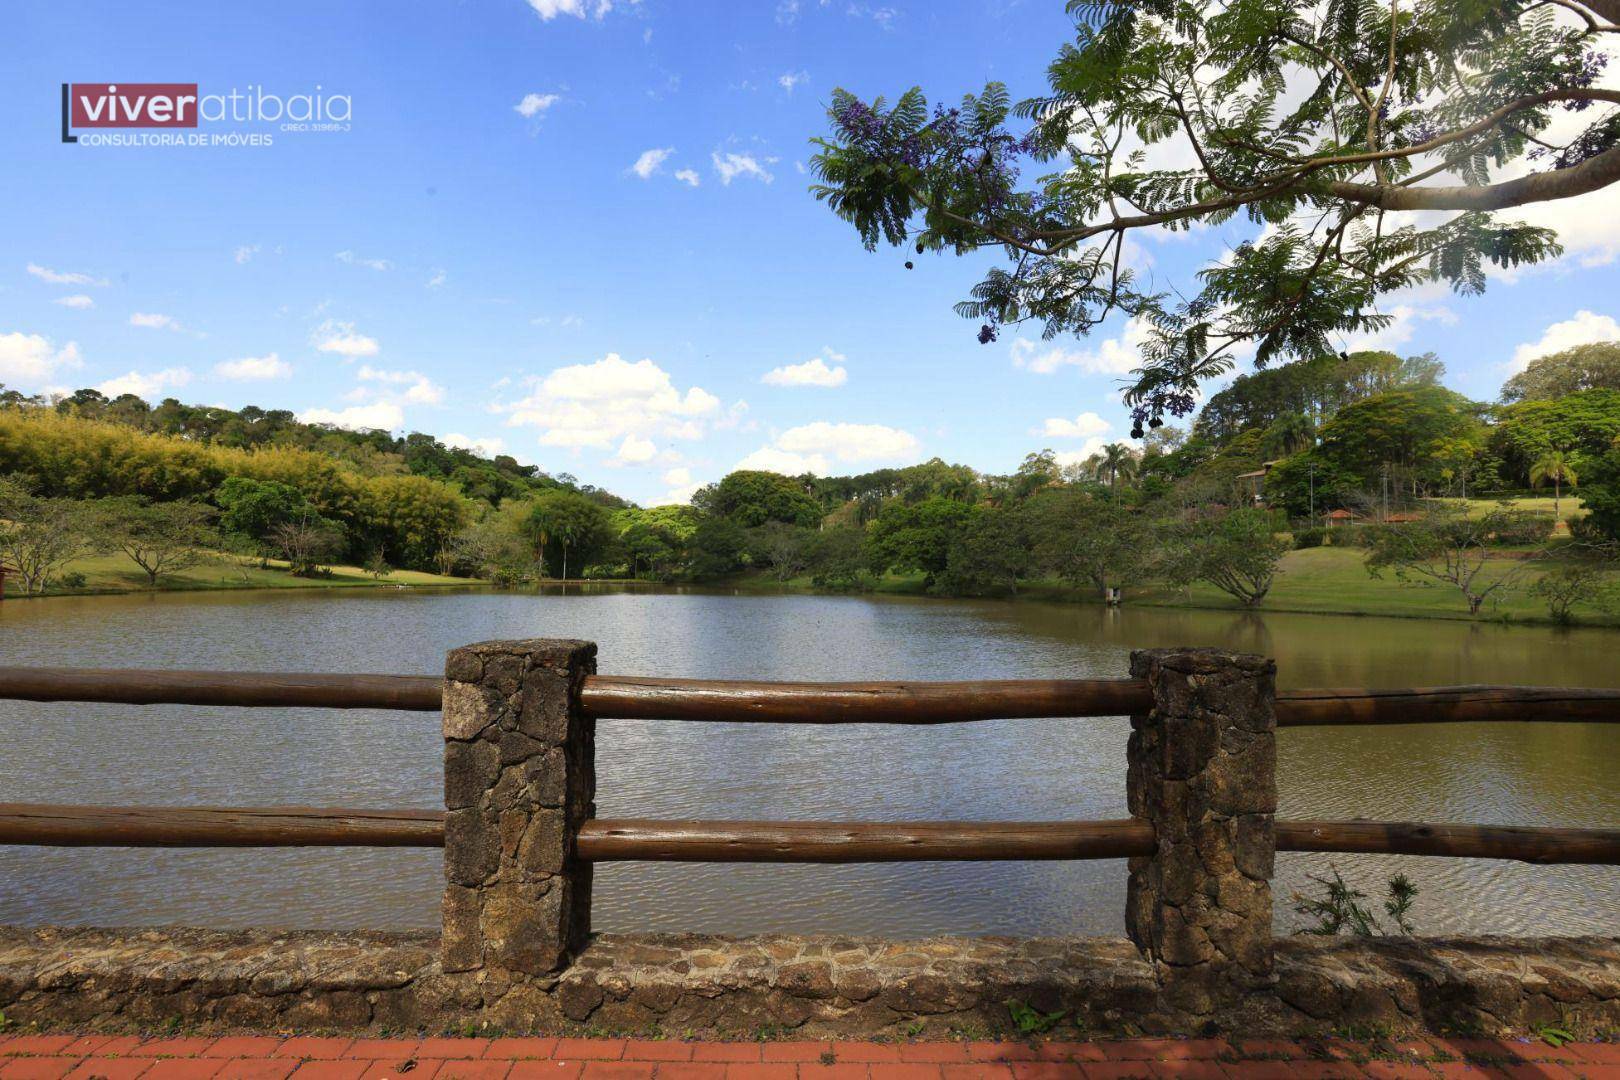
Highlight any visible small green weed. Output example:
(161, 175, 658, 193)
(1006, 999, 1067, 1035)
(1537, 1025, 1576, 1048)
(1292, 867, 1418, 936)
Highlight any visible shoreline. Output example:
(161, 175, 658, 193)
(13, 548, 1618, 629)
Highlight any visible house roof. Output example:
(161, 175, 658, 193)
(1323, 509, 1359, 520)
(1235, 469, 1268, 479)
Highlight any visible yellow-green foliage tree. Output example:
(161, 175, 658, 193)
(0, 410, 471, 572)
(355, 473, 471, 569)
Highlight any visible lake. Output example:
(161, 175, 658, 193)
(2, 586, 1617, 938)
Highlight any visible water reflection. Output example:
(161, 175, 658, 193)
(1, 587, 1616, 936)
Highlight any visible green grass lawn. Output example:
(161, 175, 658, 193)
(740, 533, 1619, 627)
(36, 549, 483, 597)
(1129, 544, 1617, 624)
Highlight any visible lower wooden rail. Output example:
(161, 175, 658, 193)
(0, 803, 444, 847)
(1275, 819, 1620, 864)
(2, 804, 1618, 865)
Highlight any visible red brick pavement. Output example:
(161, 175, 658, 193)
(1, 1033, 1617, 1079)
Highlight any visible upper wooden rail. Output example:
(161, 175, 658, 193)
(575, 818, 1156, 861)
(2, 804, 1618, 865)
(0, 666, 444, 711)
(579, 676, 1155, 723)
(3, 665, 1618, 725)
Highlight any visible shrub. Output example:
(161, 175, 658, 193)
(1292, 525, 1329, 549)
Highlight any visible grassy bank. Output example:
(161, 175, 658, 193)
(23, 550, 483, 597)
(737, 544, 1620, 627)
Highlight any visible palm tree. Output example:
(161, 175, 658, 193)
(1097, 443, 1139, 493)
(1530, 449, 1578, 524)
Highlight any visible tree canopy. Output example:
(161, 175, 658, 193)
(1503, 341, 1620, 401)
(811, 0, 1620, 432)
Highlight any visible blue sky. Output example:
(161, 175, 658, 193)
(4, 1, 1619, 505)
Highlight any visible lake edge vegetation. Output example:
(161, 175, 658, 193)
(3, 341, 1620, 624)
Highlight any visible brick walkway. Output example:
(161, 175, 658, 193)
(2, 1033, 1618, 1079)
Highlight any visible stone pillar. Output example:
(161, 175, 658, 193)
(1125, 648, 1277, 1018)
(441, 639, 596, 980)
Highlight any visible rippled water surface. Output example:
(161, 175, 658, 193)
(2, 586, 1616, 937)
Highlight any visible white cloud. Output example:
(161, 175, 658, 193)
(129, 312, 183, 332)
(776, 0, 800, 25)
(712, 151, 773, 185)
(234, 244, 260, 265)
(1053, 440, 1112, 468)
(612, 434, 658, 465)
(1341, 302, 1457, 353)
(214, 352, 291, 380)
(26, 263, 107, 287)
(358, 365, 445, 405)
(628, 147, 674, 179)
(426, 269, 447, 288)
(0, 332, 82, 386)
(778, 71, 808, 93)
(674, 168, 701, 187)
(1010, 319, 1151, 375)
(715, 398, 754, 431)
(524, 0, 613, 20)
(777, 421, 918, 462)
(334, 250, 392, 272)
(734, 419, 921, 475)
(298, 402, 405, 431)
(1509, 310, 1620, 373)
(514, 92, 561, 119)
(52, 295, 94, 310)
(762, 348, 848, 387)
(444, 433, 506, 457)
(97, 367, 192, 399)
(312, 319, 380, 358)
(658, 465, 702, 505)
(1038, 412, 1111, 439)
(532, 313, 585, 328)
(735, 446, 829, 475)
(502, 353, 720, 450)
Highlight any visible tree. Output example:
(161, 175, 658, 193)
(1094, 443, 1139, 493)
(687, 516, 749, 578)
(1363, 505, 1539, 615)
(865, 496, 979, 587)
(215, 476, 313, 564)
(1529, 448, 1579, 521)
(1490, 389, 1620, 484)
(1530, 554, 1615, 624)
(751, 522, 816, 582)
(1582, 441, 1620, 540)
(1186, 508, 1291, 607)
(525, 490, 613, 580)
(939, 506, 1031, 595)
(1503, 342, 1620, 402)
(1027, 489, 1150, 601)
(811, 2, 1615, 430)
(271, 511, 345, 576)
(0, 477, 106, 594)
(101, 498, 217, 586)
(1315, 386, 1484, 494)
(692, 470, 823, 528)
(806, 526, 873, 589)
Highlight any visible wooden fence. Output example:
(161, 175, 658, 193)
(0, 642, 1616, 1008)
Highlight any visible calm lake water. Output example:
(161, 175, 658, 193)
(2, 586, 1617, 938)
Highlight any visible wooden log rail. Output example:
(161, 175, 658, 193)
(2, 805, 1618, 865)
(3, 666, 1619, 726)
